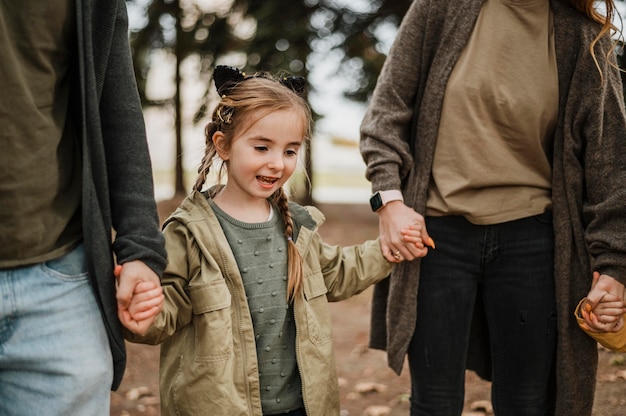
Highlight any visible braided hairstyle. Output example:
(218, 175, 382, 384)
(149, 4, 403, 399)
(196, 74, 312, 302)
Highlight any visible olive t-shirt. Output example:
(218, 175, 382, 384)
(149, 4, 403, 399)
(0, 0, 82, 267)
(426, 0, 558, 225)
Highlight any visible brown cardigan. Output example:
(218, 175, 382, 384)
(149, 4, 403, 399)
(359, 0, 626, 414)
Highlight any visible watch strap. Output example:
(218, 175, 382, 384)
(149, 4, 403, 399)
(370, 190, 404, 212)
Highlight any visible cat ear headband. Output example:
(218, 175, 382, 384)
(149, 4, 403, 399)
(213, 65, 306, 98)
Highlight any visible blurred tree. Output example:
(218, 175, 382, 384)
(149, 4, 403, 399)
(128, 0, 246, 197)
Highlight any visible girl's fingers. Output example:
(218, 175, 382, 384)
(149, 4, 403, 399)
(584, 308, 620, 332)
(134, 281, 159, 294)
(128, 289, 164, 315)
(594, 307, 625, 318)
(132, 285, 163, 302)
(130, 305, 163, 321)
(610, 317, 625, 333)
(401, 224, 434, 251)
(401, 232, 423, 246)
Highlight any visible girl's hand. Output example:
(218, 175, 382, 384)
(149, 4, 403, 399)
(115, 262, 164, 335)
(581, 295, 625, 333)
(127, 281, 164, 321)
(378, 201, 433, 262)
(582, 271, 626, 333)
(400, 222, 435, 261)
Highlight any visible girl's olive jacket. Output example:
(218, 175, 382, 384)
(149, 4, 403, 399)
(127, 191, 395, 416)
(359, 0, 626, 414)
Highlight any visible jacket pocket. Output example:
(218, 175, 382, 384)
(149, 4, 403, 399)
(188, 281, 233, 362)
(303, 271, 333, 345)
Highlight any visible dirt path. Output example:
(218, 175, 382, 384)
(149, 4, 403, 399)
(110, 202, 626, 415)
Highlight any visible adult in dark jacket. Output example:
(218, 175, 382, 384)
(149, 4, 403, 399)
(0, 0, 167, 414)
(360, 0, 626, 414)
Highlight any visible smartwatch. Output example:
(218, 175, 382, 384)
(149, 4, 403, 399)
(369, 190, 404, 212)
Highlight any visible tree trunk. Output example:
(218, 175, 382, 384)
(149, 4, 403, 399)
(173, 0, 185, 196)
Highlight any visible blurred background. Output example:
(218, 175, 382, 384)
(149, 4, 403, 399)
(125, 0, 626, 205)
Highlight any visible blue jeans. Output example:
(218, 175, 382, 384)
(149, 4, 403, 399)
(408, 213, 556, 416)
(0, 244, 113, 416)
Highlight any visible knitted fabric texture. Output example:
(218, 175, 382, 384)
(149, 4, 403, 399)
(211, 202, 303, 414)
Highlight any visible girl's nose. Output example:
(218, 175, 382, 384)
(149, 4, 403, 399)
(267, 153, 285, 170)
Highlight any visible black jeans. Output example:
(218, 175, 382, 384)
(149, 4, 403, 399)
(408, 212, 556, 416)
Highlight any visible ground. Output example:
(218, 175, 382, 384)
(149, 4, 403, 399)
(110, 201, 626, 416)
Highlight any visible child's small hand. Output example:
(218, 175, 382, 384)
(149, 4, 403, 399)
(583, 271, 626, 333)
(115, 263, 164, 335)
(127, 281, 164, 321)
(581, 295, 625, 333)
(399, 222, 435, 261)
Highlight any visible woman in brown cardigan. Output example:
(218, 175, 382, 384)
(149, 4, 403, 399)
(359, 0, 626, 414)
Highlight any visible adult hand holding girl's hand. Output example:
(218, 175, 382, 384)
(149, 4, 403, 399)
(378, 201, 434, 263)
(115, 261, 164, 335)
(582, 271, 626, 333)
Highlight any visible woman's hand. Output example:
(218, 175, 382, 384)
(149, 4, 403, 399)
(378, 201, 434, 262)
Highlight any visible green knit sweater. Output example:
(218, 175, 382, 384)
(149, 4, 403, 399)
(212, 203, 303, 414)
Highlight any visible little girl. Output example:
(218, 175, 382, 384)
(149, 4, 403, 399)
(126, 65, 428, 416)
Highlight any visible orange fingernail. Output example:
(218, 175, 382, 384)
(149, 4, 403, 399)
(114, 264, 122, 278)
(427, 237, 436, 249)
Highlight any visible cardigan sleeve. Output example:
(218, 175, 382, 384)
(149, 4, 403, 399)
(358, 0, 431, 192)
(100, 0, 167, 275)
(579, 37, 626, 285)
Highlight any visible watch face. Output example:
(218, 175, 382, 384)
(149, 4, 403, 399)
(369, 192, 383, 212)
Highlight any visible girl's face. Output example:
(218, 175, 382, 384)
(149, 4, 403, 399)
(214, 109, 304, 204)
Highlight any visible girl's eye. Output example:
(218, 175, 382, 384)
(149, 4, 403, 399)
(254, 146, 268, 152)
(285, 149, 298, 156)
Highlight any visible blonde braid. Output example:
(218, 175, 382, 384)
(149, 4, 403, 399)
(194, 121, 220, 192)
(272, 188, 304, 303)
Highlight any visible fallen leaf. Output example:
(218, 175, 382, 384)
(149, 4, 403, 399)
(350, 344, 369, 357)
(345, 392, 360, 401)
(609, 354, 626, 366)
(469, 399, 493, 413)
(396, 393, 411, 403)
(363, 405, 391, 416)
(354, 382, 388, 394)
(139, 396, 160, 406)
(125, 386, 152, 401)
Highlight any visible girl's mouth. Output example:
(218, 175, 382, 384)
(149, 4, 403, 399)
(257, 176, 279, 185)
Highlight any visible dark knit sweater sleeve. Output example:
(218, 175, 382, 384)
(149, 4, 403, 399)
(101, 0, 166, 275)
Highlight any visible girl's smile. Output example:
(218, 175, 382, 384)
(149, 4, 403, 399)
(257, 175, 280, 189)
(212, 109, 304, 221)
